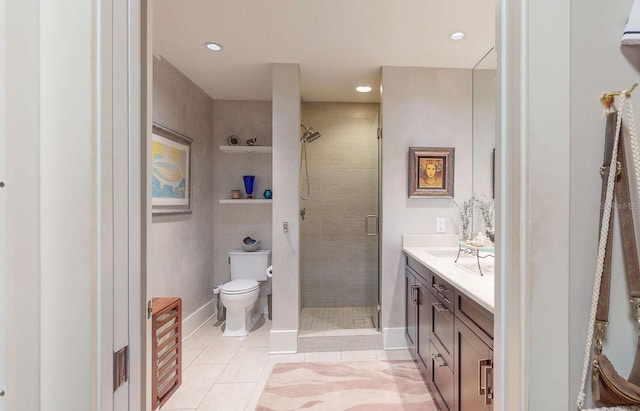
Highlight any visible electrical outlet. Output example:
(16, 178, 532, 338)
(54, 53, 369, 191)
(436, 217, 445, 233)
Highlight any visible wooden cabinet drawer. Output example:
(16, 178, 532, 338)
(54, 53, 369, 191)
(431, 272, 454, 310)
(407, 255, 430, 283)
(431, 342, 454, 411)
(431, 294, 454, 368)
(456, 291, 494, 342)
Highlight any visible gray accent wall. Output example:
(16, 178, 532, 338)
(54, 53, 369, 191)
(212, 100, 273, 294)
(151, 56, 215, 317)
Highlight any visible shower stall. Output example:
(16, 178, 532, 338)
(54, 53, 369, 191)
(299, 102, 381, 335)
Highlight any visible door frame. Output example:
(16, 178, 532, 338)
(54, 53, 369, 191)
(376, 110, 383, 331)
(0, 0, 6, 406)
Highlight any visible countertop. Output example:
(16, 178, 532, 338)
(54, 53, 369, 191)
(402, 245, 495, 313)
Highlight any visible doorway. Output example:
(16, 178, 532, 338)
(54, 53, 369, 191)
(299, 102, 381, 337)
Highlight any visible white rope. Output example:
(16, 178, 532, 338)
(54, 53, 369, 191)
(624, 96, 640, 203)
(577, 92, 627, 410)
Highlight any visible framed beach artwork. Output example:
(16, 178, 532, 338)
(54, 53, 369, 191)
(408, 146, 455, 198)
(151, 123, 193, 215)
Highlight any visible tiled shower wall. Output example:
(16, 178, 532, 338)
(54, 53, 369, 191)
(301, 102, 380, 307)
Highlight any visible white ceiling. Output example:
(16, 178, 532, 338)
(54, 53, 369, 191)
(153, 1, 495, 103)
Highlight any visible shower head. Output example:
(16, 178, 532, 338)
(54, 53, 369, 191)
(300, 124, 321, 143)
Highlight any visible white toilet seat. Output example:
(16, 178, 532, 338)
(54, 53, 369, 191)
(221, 279, 259, 295)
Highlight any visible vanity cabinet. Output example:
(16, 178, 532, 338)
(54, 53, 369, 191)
(429, 273, 455, 411)
(456, 319, 493, 410)
(455, 291, 493, 410)
(404, 254, 494, 411)
(405, 256, 431, 373)
(405, 267, 417, 350)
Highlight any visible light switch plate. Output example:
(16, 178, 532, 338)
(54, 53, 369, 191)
(436, 217, 445, 233)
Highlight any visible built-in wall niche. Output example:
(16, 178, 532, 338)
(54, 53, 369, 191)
(218, 144, 273, 203)
(472, 47, 497, 233)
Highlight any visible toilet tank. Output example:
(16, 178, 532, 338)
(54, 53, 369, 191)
(229, 250, 271, 281)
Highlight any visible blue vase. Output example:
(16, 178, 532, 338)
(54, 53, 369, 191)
(243, 175, 255, 198)
(263, 189, 272, 199)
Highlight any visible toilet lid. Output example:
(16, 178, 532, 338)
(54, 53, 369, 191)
(221, 279, 259, 295)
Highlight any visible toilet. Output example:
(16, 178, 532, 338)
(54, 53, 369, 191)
(220, 250, 271, 337)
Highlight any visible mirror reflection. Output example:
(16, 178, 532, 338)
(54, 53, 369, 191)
(472, 47, 497, 235)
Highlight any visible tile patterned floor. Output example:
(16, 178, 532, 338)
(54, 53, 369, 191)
(159, 316, 412, 411)
(299, 306, 376, 331)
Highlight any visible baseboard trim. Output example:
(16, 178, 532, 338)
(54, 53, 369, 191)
(383, 327, 409, 350)
(269, 329, 298, 354)
(182, 299, 216, 340)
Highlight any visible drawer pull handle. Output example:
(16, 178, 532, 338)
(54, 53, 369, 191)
(484, 360, 494, 405)
(432, 353, 447, 368)
(478, 358, 493, 403)
(433, 283, 448, 294)
(433, 301, 449, 312)
(411, 285, 419, 305)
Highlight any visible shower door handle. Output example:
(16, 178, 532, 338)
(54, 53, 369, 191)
(365, 215, 378, 236)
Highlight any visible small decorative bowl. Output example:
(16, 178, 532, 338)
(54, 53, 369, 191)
(241, 237, 260, 252)
(227, 135, 239, 146)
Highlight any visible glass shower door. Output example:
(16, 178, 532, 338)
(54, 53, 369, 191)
(373, 111, 382, 331)
(300, 102, 381, 333)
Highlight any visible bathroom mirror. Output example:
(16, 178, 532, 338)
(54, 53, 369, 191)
(472, 48, 497, 233)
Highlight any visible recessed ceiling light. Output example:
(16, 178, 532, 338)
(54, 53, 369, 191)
(204, 42, 223, 51)
(450, 32, 465, 41)
(356, 86, 372, 93)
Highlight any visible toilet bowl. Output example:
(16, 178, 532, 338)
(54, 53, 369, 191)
(219, 250, 271, 337)
(219, 279, 260, 336)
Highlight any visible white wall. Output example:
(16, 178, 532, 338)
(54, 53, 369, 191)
(6, 1, 148, 409)
(6, 1, 41, 409)
(39, 0, 97, 408)
(380, 66, 473, 346)
(569, 0, 640, 407)
(496, 0, 640, 408)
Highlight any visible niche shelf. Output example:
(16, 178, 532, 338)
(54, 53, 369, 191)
(219, 145, 272, 154)
(219, 199, 272, 204)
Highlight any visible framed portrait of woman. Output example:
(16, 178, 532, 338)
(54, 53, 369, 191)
(408, 146, 455, 198)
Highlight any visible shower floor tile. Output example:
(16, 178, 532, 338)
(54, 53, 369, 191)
(300, 306, 375, 331)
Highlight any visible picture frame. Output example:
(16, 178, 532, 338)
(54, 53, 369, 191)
(151, 123, 193, 215)
(408, 146, 455, 198)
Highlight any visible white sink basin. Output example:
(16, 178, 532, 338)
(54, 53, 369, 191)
(424, 248, 495, 275)
(455, 258, 495, 275)
(425, 249, 459, 258)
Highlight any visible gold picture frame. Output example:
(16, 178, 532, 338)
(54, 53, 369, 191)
(408, 147, 455, 198)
